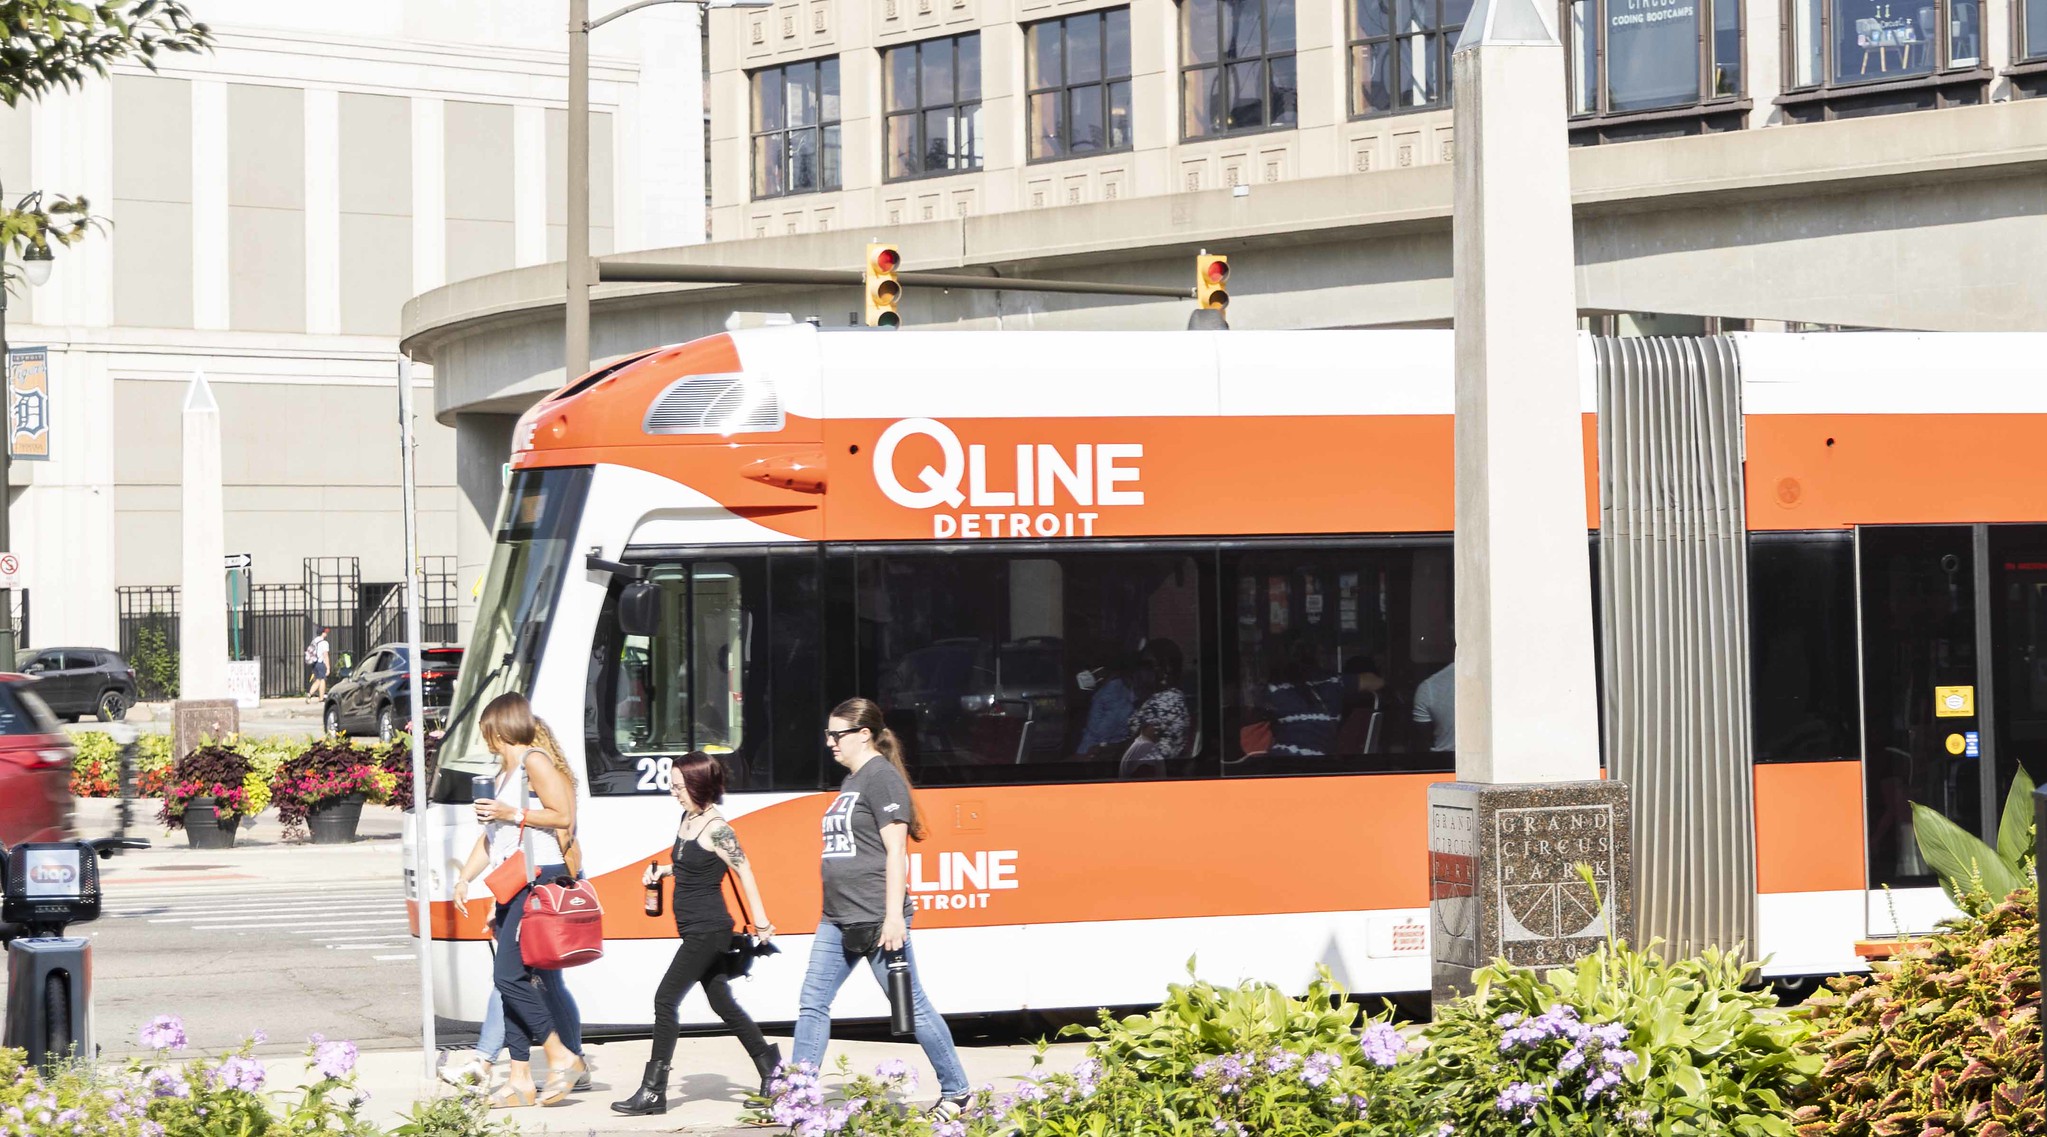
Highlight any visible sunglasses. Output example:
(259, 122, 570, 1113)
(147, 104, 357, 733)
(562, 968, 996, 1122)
(824, 727, 865, 744)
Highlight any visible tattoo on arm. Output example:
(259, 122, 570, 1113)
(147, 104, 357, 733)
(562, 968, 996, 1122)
(709, 823, 747, 865)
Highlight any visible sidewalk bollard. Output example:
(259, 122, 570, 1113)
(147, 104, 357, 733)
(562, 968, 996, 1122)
(108, 723, 139, 854)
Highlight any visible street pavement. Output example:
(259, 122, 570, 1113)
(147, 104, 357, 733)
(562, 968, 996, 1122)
(64, 697, 370, 742)
(33, 796, 1079, 1135)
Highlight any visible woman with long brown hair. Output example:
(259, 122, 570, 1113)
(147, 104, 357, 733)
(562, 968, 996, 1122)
(789, 697, 970, 1119)
(451, 693, 589, 1108)
(612, 751, 779, 1115)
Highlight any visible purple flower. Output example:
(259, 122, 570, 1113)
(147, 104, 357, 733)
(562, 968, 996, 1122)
(251, 1029, 269, 1044)
(1264, 1050, 1299, 1075)
(934, 1123, 967, 1137)
(218, 1055, 267, 1093)
(314, 1039, 359, 1079)
(1559, 1048, 1586, 1073)
(1494, 1081, 1545, 1113)
(145, 1069, 190, 1100)
(139, 1015, 188, 1051)
(874, 1058, 910, 1080)
(1590, 1021, 1628, 1047)
(1300, 1051, 1340, 1088)
(1361, 1021, 1405, 1068)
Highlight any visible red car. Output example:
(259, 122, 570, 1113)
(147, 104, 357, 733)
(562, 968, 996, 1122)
(0, 675, 75, 847)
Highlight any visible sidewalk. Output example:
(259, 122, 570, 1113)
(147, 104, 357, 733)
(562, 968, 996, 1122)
(94, 696, 325, 726)
(343, 1032, 1085, 1136)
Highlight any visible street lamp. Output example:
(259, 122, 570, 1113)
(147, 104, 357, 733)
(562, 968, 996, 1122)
(566, 0, 770, 379)
(0, 201, 56, 668)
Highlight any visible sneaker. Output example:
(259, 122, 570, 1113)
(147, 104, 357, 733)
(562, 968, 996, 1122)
(437, 1055, 490, 1088)
(927, 1092, 971, 1121)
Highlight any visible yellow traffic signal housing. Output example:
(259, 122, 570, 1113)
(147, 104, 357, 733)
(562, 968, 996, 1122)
(865, 243, 903, 327)
(1196, 254, 1229, 310)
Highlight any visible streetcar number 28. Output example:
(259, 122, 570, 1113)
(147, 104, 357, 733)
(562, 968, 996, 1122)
(635, 757, 674, 793)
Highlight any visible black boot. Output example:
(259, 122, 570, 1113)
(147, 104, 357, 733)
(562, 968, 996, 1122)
(752, 1044, 784, 1099)
(610, 1060, 670, 1116)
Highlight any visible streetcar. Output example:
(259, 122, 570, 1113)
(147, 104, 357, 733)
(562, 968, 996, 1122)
(405, 326, 2047, 1031)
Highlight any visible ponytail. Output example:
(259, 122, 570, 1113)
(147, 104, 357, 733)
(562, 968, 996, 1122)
(835, 697, 926, 842)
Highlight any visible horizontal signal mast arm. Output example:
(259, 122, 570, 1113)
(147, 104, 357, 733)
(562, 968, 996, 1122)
(596, 259, 1194, 299)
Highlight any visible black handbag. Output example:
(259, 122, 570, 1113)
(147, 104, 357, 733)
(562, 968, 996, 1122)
(722, 867, 780, 978)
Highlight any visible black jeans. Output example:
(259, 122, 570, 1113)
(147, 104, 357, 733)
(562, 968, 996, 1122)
(650, 930, 770, 1065)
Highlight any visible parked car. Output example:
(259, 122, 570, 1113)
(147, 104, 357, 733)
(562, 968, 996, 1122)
(324, 644, 464, 741)
(0, 676, 74, 847)
(14, 647, 138, 723)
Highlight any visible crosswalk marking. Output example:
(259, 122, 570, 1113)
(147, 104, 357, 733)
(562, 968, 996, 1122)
(111, 882, 415, 963)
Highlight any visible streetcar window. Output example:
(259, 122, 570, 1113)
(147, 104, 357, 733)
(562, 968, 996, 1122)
(584, 553, 824, 795)
(851, 550, 1210, 786)
(1749, 533, 1859, 764)
(1220, 544, 1457, 776)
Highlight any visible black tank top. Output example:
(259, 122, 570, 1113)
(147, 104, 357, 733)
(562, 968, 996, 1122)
(671, 832, 735, 935)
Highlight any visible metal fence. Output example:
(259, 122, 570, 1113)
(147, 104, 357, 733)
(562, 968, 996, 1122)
(116, 586, 182, 700)
(9, 590, 27, 657)
(115, 558, 461, 701)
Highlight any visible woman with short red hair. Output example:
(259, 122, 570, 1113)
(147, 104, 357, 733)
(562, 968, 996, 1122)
(612, 752, 779, 1116)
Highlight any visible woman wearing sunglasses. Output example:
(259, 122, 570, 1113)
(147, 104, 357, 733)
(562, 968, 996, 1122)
(790, 697, 971, 1121)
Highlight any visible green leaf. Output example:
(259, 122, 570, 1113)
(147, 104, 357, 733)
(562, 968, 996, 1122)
(1995, 764, 2038, 870)
(1912, 801, 2021, 904)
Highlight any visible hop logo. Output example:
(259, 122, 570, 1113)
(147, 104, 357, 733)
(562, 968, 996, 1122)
(29, 863, 76, 886)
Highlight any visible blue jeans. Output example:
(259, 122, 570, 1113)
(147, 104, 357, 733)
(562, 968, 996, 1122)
(491, 864, 584, 1062)
(792, 915, 967, 1097)
(475, 985, 583, 1061)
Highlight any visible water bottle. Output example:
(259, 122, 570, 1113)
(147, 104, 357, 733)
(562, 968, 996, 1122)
(643, 862, 663, 918)
(886, 949, 914, 1037)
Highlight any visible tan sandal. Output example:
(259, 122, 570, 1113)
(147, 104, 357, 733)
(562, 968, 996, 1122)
(537, 1069, 573, 1107)
(488, 1083, 536, 1109)
(568, 1053, 593, 1091)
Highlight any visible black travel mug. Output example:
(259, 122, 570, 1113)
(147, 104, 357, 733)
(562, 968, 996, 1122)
(886, 949, 915, 1037)
(470, 774, 496, 804)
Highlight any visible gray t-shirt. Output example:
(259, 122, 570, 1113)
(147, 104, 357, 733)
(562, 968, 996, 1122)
(819, 758, 915, 924)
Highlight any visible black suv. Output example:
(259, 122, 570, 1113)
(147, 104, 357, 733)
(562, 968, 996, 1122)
(324, 644, 464, 741)
(14, 647, 138, 722)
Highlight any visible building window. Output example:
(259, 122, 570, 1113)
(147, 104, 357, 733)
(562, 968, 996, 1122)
(1027, 8, 1134, 161)
(1566, 0, 1741, 114)
(884, 33, 983, 181)
(1182, 0, 1298, 139)
(2027, 0, 2047, 60)
(1349, 0, 1472, 116)
(751, 58, 841, 199)
(1785, 0, 1980, 88)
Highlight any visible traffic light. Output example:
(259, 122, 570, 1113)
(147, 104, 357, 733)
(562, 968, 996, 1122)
(1196, 253, 1229, 311)
(864, 243, 902, 328)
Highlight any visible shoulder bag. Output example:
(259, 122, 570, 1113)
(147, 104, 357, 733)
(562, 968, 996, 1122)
(483, 818, 532, 906)
(720, 865, 781, 978)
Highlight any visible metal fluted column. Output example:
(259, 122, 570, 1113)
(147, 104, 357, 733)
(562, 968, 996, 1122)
(566, 0, 592, 379)
(398, 356, 437, 1079)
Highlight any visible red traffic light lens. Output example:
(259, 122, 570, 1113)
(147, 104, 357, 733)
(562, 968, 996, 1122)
(1205, 260, 1229, 284)
(875, 249, 900, 273)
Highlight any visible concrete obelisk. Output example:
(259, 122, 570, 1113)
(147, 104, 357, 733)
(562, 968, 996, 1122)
(1427, 0, 1631, 1001)
(174, 370, 237, 758)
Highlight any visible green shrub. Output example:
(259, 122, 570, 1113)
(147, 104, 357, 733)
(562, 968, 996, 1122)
(70, 731, 120, 796)
(1792, 886, 2043, 1137)
(386, 1094, 518, 1137)
(130, 622, 178, 701)
(1408, 942, 1818, 1137)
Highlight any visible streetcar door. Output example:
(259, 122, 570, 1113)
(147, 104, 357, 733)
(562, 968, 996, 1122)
(1859, 524, 2047, 892)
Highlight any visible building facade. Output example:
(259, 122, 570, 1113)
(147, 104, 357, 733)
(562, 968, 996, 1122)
(3, 0, 709, 659)
(709, 0, 2047, 238)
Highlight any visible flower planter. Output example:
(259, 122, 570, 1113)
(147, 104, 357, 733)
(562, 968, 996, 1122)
(1853, 937, 1932, 961)
(182, 798, 241, 849)
(306, 792, 367, 845)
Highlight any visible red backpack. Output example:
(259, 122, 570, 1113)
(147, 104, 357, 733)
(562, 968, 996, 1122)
(520, 876, 605, 969)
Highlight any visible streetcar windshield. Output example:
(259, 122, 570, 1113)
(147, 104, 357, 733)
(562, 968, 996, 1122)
(436, 466, 591, 786)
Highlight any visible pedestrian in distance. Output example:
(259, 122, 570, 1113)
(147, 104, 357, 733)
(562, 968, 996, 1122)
(305, 627, 331, 702)
(612, 751, 781, 1115)
(451, 694, 591, 1108)
(790, 697, 972, 1120)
